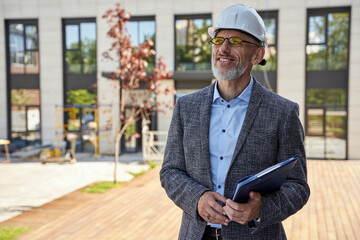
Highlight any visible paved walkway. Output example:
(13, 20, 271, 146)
(0, 153, 148, 222)
(1, 159, 360, 239)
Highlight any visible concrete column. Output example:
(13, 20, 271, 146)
(155, 1, 174, 71)
(277, 2, 307, 124)
(348, 2, 360, 159)
(96, 12, 120, 154)
(38, 2, 63, 145)
(97, 76, 119, 154)
(156, 79, 175, 132)
(0, 2, 7, 139)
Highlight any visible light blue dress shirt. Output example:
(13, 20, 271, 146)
(208, 77, 253, 228)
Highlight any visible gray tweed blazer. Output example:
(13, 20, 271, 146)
(160, 79, 310, 240)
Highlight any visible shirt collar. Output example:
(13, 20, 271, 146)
(213, 76, 254, 103)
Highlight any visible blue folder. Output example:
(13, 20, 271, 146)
(231, 155, 299, 203)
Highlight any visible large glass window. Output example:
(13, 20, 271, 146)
(64, 21, 96, 74)
(6, 20, 41, 147)
(10, 89, 41, 144)
(305, 89, 347, 159)
(175, 15, 212, 72)
(121, 17, 157, 153)
(63, 19, 97, 153)
(63, 18, 97, 90)
(127, 16, 156, 69)
(306, 12, 349, 71)
(252, 11, 278, 92)
(305, 8, 350, 160)
(9, 23, 39, 74)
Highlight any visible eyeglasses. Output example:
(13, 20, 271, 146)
(210, 37, 260, 47)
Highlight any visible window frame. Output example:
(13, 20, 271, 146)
(62, 18, 97, 92)
(305, 7, 351, 160)
(128, 15, 156, 71)
(5, 19, 41, 143)
(252, 10, 278, 92)
(128, 15, 156, 45)
(7, 20, 40, 75)
(305, 7, 351, 89)
(174, 13, 212, 75)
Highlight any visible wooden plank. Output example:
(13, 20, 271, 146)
(8, 160, 360, 240)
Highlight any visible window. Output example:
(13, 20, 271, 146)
(127, 16, 156, 69)
(64, 21, 96, 74)
(252, 11, 278, 92)
(306, 12, 349, 71)
(305, 8, 350, 160)
(63, 19, 97, 153)
(6, 19, 41, 146)
(121, 16, 157, 153)
(9, 23, 39, 74)
(175, 14, 212, 72)
(62, 19, 97, 93)
(10, 89, 41, 142)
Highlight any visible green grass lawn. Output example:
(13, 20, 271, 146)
(81, 161, 158, 194)
(127, 160, 157, 178)
(0, 226, 31, 240)
(81, 181, 125, 194)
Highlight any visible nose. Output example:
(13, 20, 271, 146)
(219, 39, 231, 54)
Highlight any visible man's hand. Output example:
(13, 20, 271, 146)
(197, 191, 229, 226)
(223, 191, 261, 225)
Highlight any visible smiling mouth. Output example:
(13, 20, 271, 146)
(219, 58, 231, 62)
(217, 54, 235, 60)
(217, 56, 235, 63)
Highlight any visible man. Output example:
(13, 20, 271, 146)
(160, 4, 310, 240)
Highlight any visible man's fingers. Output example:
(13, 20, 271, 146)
(212, 192, 227, 204)
(249, 191, 261, 201)
(199, 192, 225, 211)
(223, 192, 262, 224)
(223, 204, 248, 224)
(208, 199, 225, 215)
(205, 208, 225, 223)
(198, 191, 229, 225)
(225, 199, 243, 211)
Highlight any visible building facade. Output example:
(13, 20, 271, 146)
(0, 0, 359, 159)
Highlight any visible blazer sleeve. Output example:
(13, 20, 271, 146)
(160, 99, 210, 221)
(253, 103, 310, 233)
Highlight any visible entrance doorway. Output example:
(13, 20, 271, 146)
(63, 106, 97, 153)
(305, 103, 347, 159)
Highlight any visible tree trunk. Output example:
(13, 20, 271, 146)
(113, 108, 144, 183)
(114, 131, 122, 184)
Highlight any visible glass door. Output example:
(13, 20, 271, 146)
(305, 89, 347, 159)
(305, 8, 350, 159)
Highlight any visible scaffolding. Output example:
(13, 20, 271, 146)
(54, 104, 113, 156)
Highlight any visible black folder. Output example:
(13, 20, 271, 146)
(231, 155, 299, 203)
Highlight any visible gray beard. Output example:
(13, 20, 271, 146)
(211, 59, 247, 81)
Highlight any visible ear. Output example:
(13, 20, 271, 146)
(251, 47, 265, 65)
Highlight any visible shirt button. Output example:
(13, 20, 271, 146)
(218, 185, 222, 189)
(220, 156, 223, 160)
(227, 105, 230, 108)
(222, 129, 226, 133)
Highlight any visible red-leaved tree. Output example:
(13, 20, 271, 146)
(103, 3, 174, 183)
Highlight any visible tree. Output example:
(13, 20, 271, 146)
(102, 4, 174, 183)
(66, 89, 96, 105)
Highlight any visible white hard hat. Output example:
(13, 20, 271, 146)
(208, 4, 267, 46)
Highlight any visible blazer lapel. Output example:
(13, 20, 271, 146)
(199, 83, 215, 186)
(230, 79, 264, 165)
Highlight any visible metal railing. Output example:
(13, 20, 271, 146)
(142, 126, 167, 162)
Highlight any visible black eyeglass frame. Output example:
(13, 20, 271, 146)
(210, 37, 261, 47)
